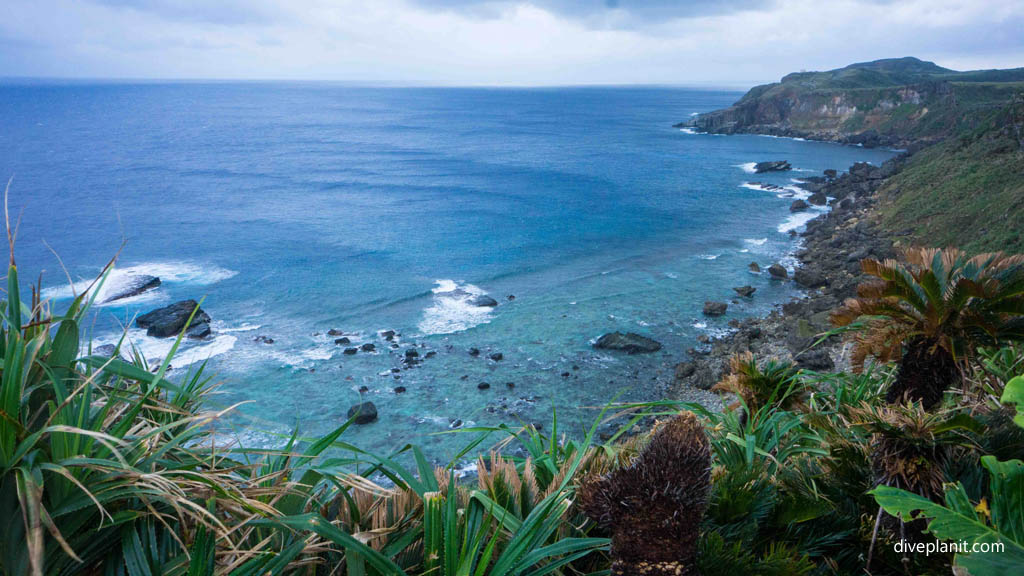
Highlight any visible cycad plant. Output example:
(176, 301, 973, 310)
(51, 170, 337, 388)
(712, 353, 805, 413)
(831, 248, 1024, 408)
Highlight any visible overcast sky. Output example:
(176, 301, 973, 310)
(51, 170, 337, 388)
(1, 0, 1022, 87)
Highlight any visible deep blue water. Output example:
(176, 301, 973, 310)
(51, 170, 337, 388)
(0, 82, 895, 460)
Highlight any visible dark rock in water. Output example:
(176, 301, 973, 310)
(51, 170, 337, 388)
(327, 329, 344, 336)
(767, 263, 789, 279)
(186, 322, 211, 340)
(808, 191, 828, 206)
(796, 349, 834, 371)
(425, 350, 436, 358)
(405, 349, 419, 358)
(381, 330, 396, 341)
(254, 335, 274, 344)
(346, 402, 378, 425)
(790, 199, 809, 212)
(733, 286, 756, 297)
(702, 301, 728, 316)
(506, 382, 515, 389)
(334, 337, 350, 345)
(136, 300, 211, 338)
(754, 160, 791, 173)
(594, 332, 662, 354)
(793, 269, 828, 288)
(468, 347, 480, 357)
(477, 382, 490, 390)
(361, 343, 376, 352)
(394, 386, 406, 394)
(489, 352, 503, 361)
(343, 347, 358, 355)
(93, 344, 120, 358)
(823, 169, 837, 179)
(469, 295, 498, 307)
(449, 419, 463, 429)
(749, 262, 761, 273)
(103, 275, 161, 303)
(359, 385, 369, 393)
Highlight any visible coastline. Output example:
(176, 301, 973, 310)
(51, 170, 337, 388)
(669, 153, 908, 396)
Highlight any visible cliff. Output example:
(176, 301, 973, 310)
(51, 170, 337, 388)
(682, 57, 1024, 148)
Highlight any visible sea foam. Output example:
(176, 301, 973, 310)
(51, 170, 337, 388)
(42, 261, 237, 305)
(418, 279, 494, 335)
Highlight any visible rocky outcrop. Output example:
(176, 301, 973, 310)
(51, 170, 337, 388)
(469, 295, 498, 307)
(347, 402, 378, 425)
(594, 332, 662, 354)
(754, 160, 791, 173)
(733, 286, 756, 298)
(790, 199, 809, 212)
(136, 300, 211, 338)
(767, 264, 788, 279)
(702, 301, 728, 316)
(103, 275, 161, 303)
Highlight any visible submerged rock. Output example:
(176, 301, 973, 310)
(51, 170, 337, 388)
(103, 275, 161, 304)
(594, 332, 662, 354)
(754, 160, 792, 173)
(702, 301, 728, 316)
(767, 263, 789, 279)
(733, 286, 756, 298)
(136, 300, 211, 338)
(489, 352, 503, 361)
(346, 402, 378, 425)
(469, 295, 498, 307)
(749, 262, 761, 273)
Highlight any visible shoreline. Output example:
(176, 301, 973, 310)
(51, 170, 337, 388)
(669, 153, 909, 396)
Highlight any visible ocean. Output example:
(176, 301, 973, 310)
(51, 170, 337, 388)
(0, 82, 896, 461)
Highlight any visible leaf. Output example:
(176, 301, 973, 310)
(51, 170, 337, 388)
(1001, 375, 1024, 429)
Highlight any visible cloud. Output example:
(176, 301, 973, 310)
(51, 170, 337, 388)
(0, 0, 1022, 85)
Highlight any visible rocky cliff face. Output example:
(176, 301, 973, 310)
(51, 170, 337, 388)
(682, 58, 1024, 149)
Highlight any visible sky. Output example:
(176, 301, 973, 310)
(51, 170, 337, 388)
(1, 0, 1023, 86)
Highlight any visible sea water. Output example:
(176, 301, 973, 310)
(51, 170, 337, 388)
(0, 82, 896, 460)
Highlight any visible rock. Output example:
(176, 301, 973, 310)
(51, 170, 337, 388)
(361, 343, 376, 352)
(469, 295, 498, 307)
(507, 294, 516, 301)
(425, 351, 437, 358)
(767, 264, 789, 279)
(489, 352, 503, 361)
(103, 275, 161, 303)
(381, 330, 396, 341)
(593, 332, 662, 354)
(823, 169, 837, 179)
(394, 386, 406, 393)
(749, 262, 761, 273)
(136, 300, 211, 338)
(793, 269, 828, 288)
(674, 361, 696, 380)
(187, 322, 212, 340)
(790, 199, 809, 212)
(405, 348, 419, 358)
(808, 191, 828, 206)
(346, 402, 378, 425)
(753, 160, 792, 173)
(468, 347, 480, 357)
(733, 286, 756, 298)
(327, 329, 344, 336)
(702, 301, 728, 316)
(506, 382, 515, 389)
(449, 419, 463, 429)
(93, 344, 120, 358)
(254, 335, 276, 345)
(696, 334, 710, 344)
(796, 348, 835, 371)
(334, 337, 351, 345)
(343, 347, 358, 355)
(477, 382, 490, 390)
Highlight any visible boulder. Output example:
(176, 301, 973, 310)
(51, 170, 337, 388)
(823, 169, 838, 179)
(103, 275, 161, 303)
(361, 343, 376, 352)
(594, 332, 662, 354)
(808, 191, 828, 206)
(793, 269, 828, 288)
(733, 285, 756, 298)
(469, 295, 498, 307)
(796, 349, 835, 371)
(753, 160, 792, 173)
(702, 301, 728, 316)
(489, 352, 503, 361)
(136, 300, 211, 338)
(477, 382, 490, 390)
(327, 328, 344, 336)
(790, 199, 809, 212)
(346, 402, 378, 425)
(343, 347, 358, 355)
(186, 322, 212, 340)
(748, 262, 761, 273)
(334, 337, 351, 345)
(767, 264, 789, 279)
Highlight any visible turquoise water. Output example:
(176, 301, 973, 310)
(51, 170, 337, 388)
(1, 82, 895, 460)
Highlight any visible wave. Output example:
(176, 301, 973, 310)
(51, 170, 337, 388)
(697, 253, 720, 260)
(744, 237, 768, 246)
(678, 127, 698, 135)
(418, 279, 494, 335)
(42, 261, 237, 305)
(735, 162, 758, 174)
(92, 328, 237, 368)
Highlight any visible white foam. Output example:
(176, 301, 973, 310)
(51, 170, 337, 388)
(663, 272, 679, 279)
(736, 162, 758, 174)
(744, 238, 768, 246)
(43, 261, 237, 306)
(92, 329, 237, 368)
(418, 280, 494, 335)
(778, 210, 821, 233)
(678, 127, 698, 135)
(698, 253, 720, 260)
